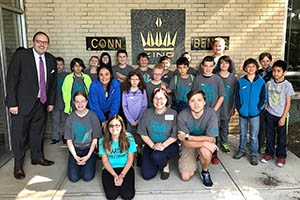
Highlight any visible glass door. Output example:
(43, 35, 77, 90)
(0, 7, 25, 166)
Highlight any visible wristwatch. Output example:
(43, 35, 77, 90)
(185, 134, 189, 140)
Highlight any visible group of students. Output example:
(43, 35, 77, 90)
(51, 37, 295, 200)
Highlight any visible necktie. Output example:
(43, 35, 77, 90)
(39, 57, 47, 104)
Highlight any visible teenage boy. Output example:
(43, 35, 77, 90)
(260, 60, 295, 167)
(112, 49, 134, 91)
(136, 52, 152, 83)
(192, 56, 225, 164)
(168, 57, 194, 113)
(177, 90, 218, 188)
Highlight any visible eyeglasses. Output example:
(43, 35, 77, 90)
(109, 124, 121, 129)
(35, 40, 49, 45)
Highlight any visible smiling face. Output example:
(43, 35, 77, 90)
(189, 93, 206, 114)
(117, 53, 128, 65)
(138, 57, 149, 68)
(108, 119, 122, 138)
(89, 57, 99, 68)
(260, 56, 271, 69)
(245, 63, 257, 75)
(212, 41, 225, 56)
(161, 59, 171, 70)
(73, 94, 88, 112)
(201, 61, 214, 76)
(99, 68, 112, 87)
(102, 55, 110, 64)
(32, 33, 49, 55)
(219, 59, 230, 72)
(153, 91, 167, 110)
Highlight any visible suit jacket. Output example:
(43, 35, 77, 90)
(5, 47, 57, 115)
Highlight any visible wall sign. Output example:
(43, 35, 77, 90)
(131, 9, 185, 64)
(191, 36, 230, 50)
(86, 37, 126, 51)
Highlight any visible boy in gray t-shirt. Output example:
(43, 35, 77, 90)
(177, 90, 218, 189)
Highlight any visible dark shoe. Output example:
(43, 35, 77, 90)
(31, 158, 54, 166)
(14, 167, 25, 179)
(50, 139, 60, 144)
(233, 151, 246, 159)
(160, 171, 170, 180)
(137, 153, 142, 167)
(250, 155, 258, 165)
(62, 135, 66, 144)
(201, 170, 213, 188)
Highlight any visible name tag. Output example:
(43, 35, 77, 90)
(165, 114, 174, 120)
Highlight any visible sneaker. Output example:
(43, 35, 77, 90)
(276, 158, 286, 167)
(220, 143, 230, 154)
(233, 151, 246, 159)
(211, 155, 219, 165)
(250, 155, 258, 166)
(259, 146, 266, 154)
(260, 154, 272, 163)
(201, 171, 213, 189)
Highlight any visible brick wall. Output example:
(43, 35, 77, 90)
(24, 0, 286, 134)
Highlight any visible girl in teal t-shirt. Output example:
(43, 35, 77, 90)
(99, 115, 136, 200)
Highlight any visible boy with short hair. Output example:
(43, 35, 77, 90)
(146, 64, 167, 108)
(112, 49, 134, 90)
(136, 52, 152, 83)
(51, 57, 68, 144)
(85, 56, 100, 81)
(260, 60, 295, 167)
(234, 58, 267, 165)
(168, 57, 194, 113)
(174, 52, 197, 77)
(192, 56, 225, 164)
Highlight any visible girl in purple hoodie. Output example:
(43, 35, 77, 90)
(122, 70, 148, 166)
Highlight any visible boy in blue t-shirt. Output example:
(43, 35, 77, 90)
(51, 57, 68, 144)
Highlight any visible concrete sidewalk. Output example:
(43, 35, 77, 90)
(0, 134, 300, 200)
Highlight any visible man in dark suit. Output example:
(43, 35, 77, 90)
(6, 31, 57, 179)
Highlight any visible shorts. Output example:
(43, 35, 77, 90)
(178, 145, 198, 173)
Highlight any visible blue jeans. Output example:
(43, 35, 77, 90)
(265, 111, 287, 158)
(142, 142, 178, 180)
(51, 109, 67, 140)
(239, 115, 259, 156)
(68, 147, 96, 182)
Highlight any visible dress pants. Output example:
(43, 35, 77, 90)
(11, 99, 47, 168)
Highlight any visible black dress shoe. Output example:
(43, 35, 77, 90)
(31, 158, 55, 166)
(14, 168, 25, 179)
(50, 139, 60, 144)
